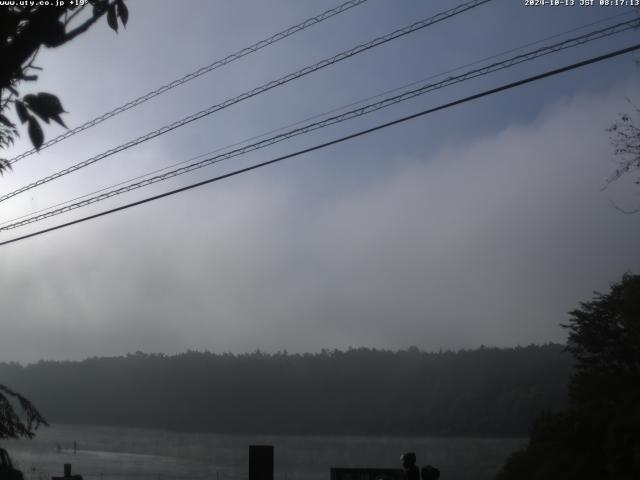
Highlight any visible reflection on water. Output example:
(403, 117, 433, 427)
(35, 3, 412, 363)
(3, 424, 525, 480)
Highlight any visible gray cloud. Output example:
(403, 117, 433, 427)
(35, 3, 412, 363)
(2, 80, 639, 363)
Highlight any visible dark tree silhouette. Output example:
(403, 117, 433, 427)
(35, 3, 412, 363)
(497, 273, 640, 480)
(0, 0, 128, 174)
(0, 0, 128, 438)
(606, 106, 640, 214)
(564, 273, 640, 411)
(0, 384, 47, 439)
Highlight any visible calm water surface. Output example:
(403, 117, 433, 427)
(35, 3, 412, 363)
(3, 425, 525, 480)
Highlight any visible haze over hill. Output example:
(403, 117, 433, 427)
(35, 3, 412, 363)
(1, 344, 571, 437)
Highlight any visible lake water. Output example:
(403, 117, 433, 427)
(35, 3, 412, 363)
(2, 425, 525, 480)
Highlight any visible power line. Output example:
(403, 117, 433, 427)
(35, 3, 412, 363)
(2, 17, 636, 232)
(7, 0, 370, 165)
(2, 43, 638, 247)
(0, 0, 492, 205)
(6, 10, 630, 231)
(3, 11, 632, 229)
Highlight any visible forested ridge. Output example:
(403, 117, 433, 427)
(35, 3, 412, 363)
(0, 344, 571, 437)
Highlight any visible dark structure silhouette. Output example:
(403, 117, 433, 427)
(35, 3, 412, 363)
(51, 464, 82, 480)
(420, 466, 440, 480)
(400, 453, 418, 480)
(331, 468, 403, 480)
(249, 445, 273, 480)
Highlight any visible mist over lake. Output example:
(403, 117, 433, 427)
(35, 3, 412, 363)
(1, 0, 639, 478)
(4, 424, 525, 480)
(0, 347, 561, 479)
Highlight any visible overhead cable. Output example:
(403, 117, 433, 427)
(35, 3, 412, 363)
(2, 18, 637, 232)
(8, 0, 370, 164)
(1, 43, 638, 247)
(3, 10, 633, 229)
(0, 0, 492, 204)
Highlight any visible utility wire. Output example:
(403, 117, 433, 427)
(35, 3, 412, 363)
(2, 18, 637, 232)
(1, 43, 638, 247)
(0, 0, 492, 204)
(3, 10, 632, 228)
(7, 0, 370, 165)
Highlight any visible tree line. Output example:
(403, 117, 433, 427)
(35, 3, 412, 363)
(0, 344, 571, 437)
(497, 273, 640, 479)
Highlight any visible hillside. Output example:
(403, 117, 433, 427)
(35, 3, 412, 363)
(0, 344, 572, 436)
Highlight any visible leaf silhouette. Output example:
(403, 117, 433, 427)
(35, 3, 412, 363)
(0, 114, 15, 129)
(27, 117, 44, 150)
(107, 4, 118, 32)
(117, 0, 129, 27)
(15, 101, 30, 124)
(35, 93, 65, 115)
(0, 159, 13, 176)
(24, 94, 49, 123)
(24, 92, 66, 124)
(50, 114, 67, 129)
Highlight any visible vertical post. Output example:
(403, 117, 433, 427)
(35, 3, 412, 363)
(64, 464, 71, 478)
(249, 445, 274, 480)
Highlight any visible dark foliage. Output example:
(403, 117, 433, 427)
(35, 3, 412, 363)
(608, 107, 640, 188)
(497, 273, 640, 480)
(0, 0, 128, 439)
(0, 384, 48, 439)
(565, 273, 640, 411)
(0, 344, 571, 437)
(605, 106, 640, 213)
(0, 0, 128, 173)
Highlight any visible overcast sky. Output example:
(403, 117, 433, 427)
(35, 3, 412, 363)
(1, 0, 639, 363)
